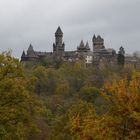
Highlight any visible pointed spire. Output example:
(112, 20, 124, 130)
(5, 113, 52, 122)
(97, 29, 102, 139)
(92, 35, 96, 42)
(28, 44, 34, 51)
(21, 50, 26, 57)
(93, 34, 96, 39)
(85, 42, 90, 51)
(80, 40, 85, 48)
(55, 26, 63, 34)
(85, 42, 90, 48)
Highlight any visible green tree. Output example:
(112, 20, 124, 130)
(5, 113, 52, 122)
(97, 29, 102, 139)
(79, 87, 100, 103)
(117, 46, 125, 66)
(33, 66, 48, 95)
(0, 53, 45, 140)
(48, 100, 97, 140)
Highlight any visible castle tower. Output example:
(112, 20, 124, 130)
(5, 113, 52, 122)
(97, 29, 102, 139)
(92, 35, 105, 51)
(53, 26, 65, 55)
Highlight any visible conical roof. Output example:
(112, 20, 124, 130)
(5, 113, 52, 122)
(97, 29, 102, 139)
(79, 40, 85, 48)
(85, 42, 90, 49)
(27, 44, 37, 57)
(28, 44, 34, 51)
(21, 50, 26, 57)
(93, 34, 96, 40)
(55, 26, 63, 34)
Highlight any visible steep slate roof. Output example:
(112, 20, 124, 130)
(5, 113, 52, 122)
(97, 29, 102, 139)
(55, 26, 63, 34)
(85, 42, 90, 50)
(92, 34, 96, 40)
(96, 35, 104, 41)
(28, 44, 34, 51)
(21, 50, 26, 57)
(26, 44, 38, 58)
(79, 40, 85, 48)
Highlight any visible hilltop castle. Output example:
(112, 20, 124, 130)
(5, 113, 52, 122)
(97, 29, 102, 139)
(21, 27, 117, 65)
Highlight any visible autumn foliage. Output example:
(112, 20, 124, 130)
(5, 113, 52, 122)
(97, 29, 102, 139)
(0, 52, 140, 140)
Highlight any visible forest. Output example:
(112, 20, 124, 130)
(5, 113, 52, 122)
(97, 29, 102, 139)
(0, 52, 140, 140)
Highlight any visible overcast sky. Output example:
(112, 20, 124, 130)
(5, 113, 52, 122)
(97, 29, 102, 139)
(0, 0, 140, 58)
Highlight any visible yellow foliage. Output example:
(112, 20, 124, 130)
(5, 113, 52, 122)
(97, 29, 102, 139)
(99, 75, 140, 139)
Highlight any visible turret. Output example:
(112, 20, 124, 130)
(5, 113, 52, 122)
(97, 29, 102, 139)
(26, 44, 38, 61)
(53, 26, 65, 55)
(21, 50, 27, 61)
(79, 40, 85, 48)
(21, 50, 26, 57)
(77, 40, 90, 52)
(28, 44, 33, 51)
(85, 42, 90, 51)
(27, 44, 35, 57)
(92, 35, 105, 51)
(92, 35, 96, 42)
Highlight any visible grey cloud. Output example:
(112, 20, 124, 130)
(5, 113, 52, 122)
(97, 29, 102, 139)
(0, 0, 140, 58)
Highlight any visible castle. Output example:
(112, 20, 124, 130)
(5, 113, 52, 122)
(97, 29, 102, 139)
(21, 27, 118, 66)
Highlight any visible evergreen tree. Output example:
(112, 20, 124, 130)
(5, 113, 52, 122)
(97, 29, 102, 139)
(117, 46, 125, 66)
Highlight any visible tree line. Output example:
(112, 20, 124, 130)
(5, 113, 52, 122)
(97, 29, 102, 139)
(0, 52, 140, 140)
